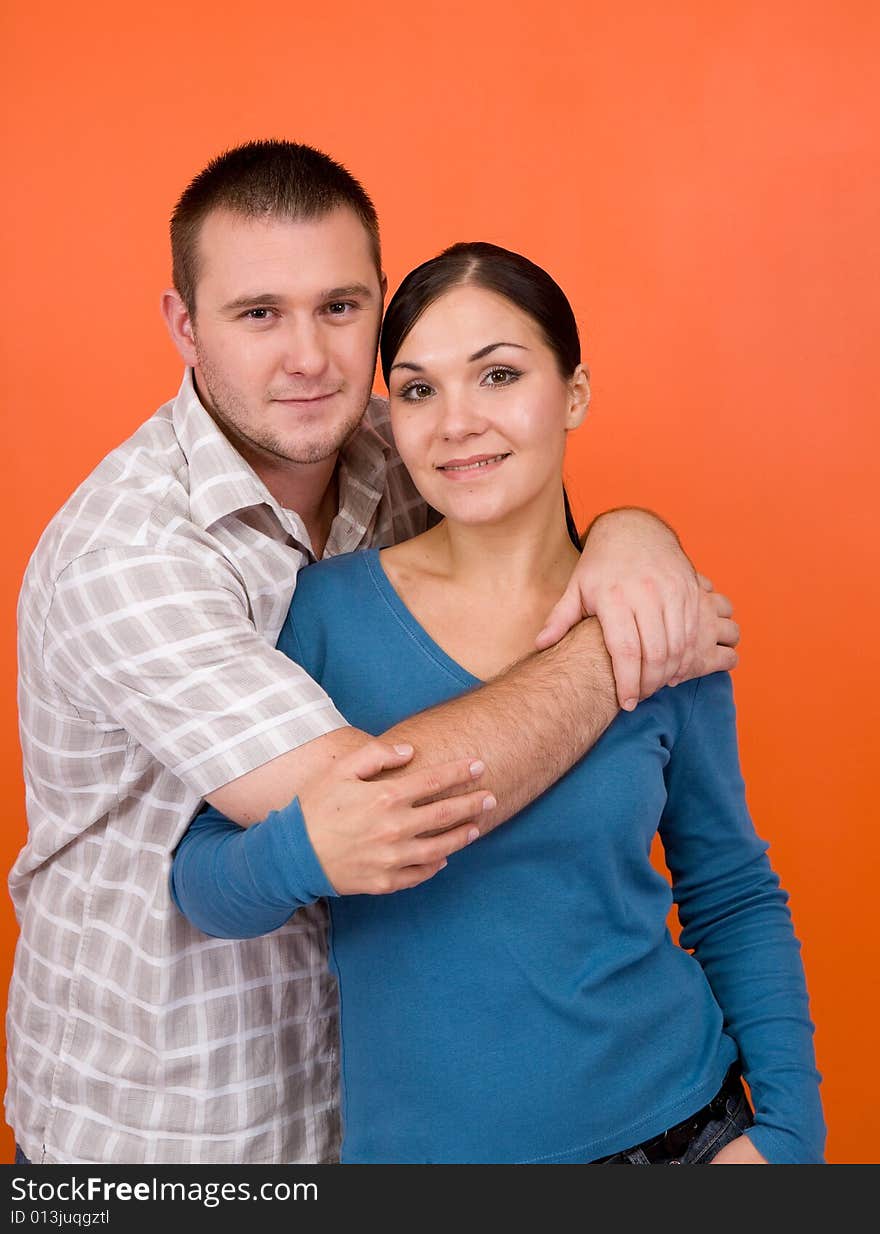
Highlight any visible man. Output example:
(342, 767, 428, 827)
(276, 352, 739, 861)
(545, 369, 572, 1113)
(7, 141, 738, 1165)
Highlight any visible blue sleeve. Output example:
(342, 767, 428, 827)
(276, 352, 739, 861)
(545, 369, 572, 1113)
(170, 797, 338, 938)
(170, 599, 338, 939)
(660, 673, 826, 1164)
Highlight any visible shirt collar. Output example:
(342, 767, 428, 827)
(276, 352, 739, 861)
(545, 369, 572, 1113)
(171, 369, 391, 552)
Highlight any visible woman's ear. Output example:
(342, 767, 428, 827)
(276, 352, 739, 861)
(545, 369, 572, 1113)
(566, 364, 591, 430)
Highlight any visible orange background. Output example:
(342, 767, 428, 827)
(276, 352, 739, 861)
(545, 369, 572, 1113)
(2, 1, 878, 1165)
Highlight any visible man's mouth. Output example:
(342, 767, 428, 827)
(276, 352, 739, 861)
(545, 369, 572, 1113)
(272, 391, 338, 405)
(435, 453, 511, 473)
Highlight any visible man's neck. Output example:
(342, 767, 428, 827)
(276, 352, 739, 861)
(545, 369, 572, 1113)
(298, 466, 339, 559)
(255, 453, 340, 558)
(190, 372, 341, 557)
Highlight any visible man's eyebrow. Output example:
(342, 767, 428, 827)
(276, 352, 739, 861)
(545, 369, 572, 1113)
(319, 283, 377, 300)
(220, 293, 285, 313)
(390, 341, 529, 374)
(219, 283, 377, 314)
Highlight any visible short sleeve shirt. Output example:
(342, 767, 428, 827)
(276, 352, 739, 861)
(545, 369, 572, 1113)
(7, 370, 430, 1164)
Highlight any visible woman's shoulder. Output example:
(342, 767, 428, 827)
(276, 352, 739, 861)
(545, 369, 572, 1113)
(659, 670, 738, 750)
(292, 548, 376, 602)
(279, 550, 378, 654)
(633, 671, 736, 745)
(661, 668, 734, 713)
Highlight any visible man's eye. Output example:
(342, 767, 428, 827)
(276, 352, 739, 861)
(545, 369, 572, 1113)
(243, 308, 274, 321)
(483, 366, 521, 386)
(399, 382, 434, 401)
(325, 301, 355, 316)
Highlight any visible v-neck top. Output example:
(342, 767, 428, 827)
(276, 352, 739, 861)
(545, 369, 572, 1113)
(179, 547, 826, 1164)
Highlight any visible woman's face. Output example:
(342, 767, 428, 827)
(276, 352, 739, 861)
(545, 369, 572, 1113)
(387, 284, 588, 530)
(385, 286, 587, 533)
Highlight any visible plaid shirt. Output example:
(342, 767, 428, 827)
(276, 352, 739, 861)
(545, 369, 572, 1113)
(7, 370, 429, 1164)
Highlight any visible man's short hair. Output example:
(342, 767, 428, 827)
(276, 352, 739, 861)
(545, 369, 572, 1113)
(171, 139, 381, 316)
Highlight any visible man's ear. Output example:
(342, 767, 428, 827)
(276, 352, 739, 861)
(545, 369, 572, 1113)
(566, 363, 591, 430)
(161, 289, 199, 367)
(380, 271, 388, 301)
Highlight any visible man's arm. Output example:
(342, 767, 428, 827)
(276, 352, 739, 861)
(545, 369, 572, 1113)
(208, 586, 738, 896)
(538, 507, 711, 708)
(43, 525, 736, 904)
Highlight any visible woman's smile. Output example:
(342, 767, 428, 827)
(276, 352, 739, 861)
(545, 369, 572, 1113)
(434, 452, 511, 478)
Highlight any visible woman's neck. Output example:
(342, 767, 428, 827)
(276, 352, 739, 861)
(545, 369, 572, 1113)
(379, 495, 582, 681)
(408, 502, 580, 598)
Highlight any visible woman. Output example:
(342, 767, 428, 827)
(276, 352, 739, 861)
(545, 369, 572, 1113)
(172, 243, 825, 1164)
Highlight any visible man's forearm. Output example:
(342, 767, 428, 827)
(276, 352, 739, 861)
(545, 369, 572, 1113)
(379, 616, 619, 832)
(188, 616, 620, 922)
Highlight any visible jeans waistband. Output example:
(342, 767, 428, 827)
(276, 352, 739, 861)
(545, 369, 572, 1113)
(592, 1062, 744, 1164)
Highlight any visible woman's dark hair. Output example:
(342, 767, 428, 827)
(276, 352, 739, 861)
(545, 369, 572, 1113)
(380, 242, 583, 549)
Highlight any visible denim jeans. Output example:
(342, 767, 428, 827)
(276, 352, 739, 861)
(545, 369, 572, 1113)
(594, 1076, 755, 1165)
(14, 1143, 31, 1165)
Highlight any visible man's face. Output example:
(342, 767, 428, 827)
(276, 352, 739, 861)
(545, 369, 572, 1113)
(186, 206, 383, 469)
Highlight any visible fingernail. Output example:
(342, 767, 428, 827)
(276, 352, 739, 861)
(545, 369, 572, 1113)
(482, 794, 497, 811)
(467, 827, 480, 843)
(440, 860, 448, 869)
(394, 743, 413, 755)
(469, 760, 485, 776)
(623, 698, 637, 712)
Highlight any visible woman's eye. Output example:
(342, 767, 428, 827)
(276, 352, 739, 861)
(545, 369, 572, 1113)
(400, 383, 434, 401)
(483, 367, 521, 387)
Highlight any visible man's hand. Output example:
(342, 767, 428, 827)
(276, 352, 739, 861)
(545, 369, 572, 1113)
(297, 740, 495, 895)
(535, 507, 739, 709)
(709, 1135, 769, 1164)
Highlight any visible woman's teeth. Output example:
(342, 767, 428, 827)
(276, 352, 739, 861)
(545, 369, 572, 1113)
(440, 454, 508, 472)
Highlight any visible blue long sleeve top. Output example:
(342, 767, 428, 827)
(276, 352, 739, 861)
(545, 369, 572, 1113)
(171, 549, 825, 1164)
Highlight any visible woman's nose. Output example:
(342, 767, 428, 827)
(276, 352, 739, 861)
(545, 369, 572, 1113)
(436, 390, 487, 440)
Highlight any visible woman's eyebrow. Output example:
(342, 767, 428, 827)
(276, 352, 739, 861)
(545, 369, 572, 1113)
(467, 342, 529, 362)
(390, 341, 530, 374)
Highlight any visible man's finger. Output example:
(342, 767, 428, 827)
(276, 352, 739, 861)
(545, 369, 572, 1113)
(697, 573, 714, 592)
(597, 601, 642, 711)
(710, 645, 739, 673)
(535, 580, 587, 650)
(633, 602, 670, 700)
(662, 594, 688, 683)
(716, 617, 740, 648)
(711, 591, 735, 621)
(672, 583, 701, 688)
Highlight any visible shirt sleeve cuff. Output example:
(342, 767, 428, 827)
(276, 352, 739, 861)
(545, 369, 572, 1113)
(246, 796, 339, 902)
(186, 703, 349, 799)
(745, 1125, 826, 1166)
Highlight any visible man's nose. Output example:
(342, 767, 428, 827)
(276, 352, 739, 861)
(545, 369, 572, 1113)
(280, 319, 329, 378)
